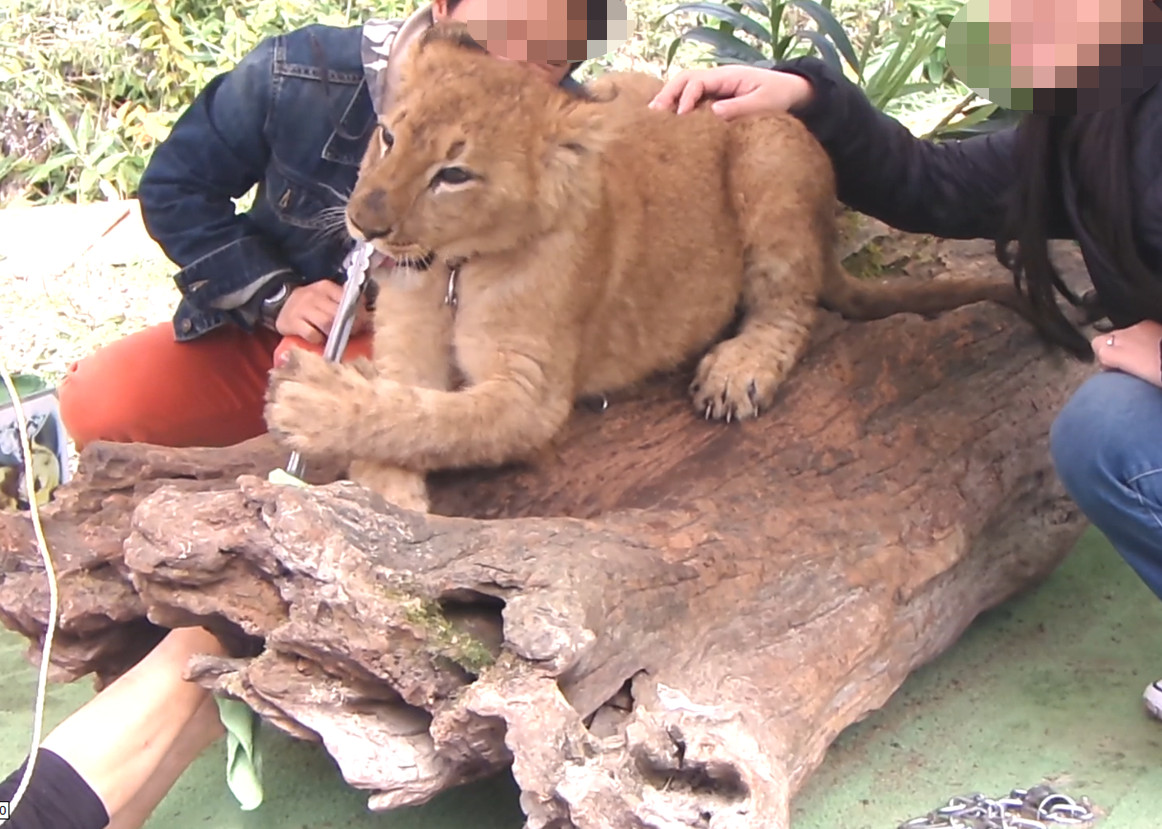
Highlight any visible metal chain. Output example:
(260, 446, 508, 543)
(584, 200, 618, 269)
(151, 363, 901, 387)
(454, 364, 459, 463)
(898, 785, 1097, 829)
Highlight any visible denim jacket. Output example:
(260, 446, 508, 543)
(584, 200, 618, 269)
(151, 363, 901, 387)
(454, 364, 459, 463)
(138, 6, 584, 342)
(138, 20, 383, 341)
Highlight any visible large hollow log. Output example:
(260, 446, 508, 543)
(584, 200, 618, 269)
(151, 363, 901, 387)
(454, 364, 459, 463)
(0, 234, 1096, 828)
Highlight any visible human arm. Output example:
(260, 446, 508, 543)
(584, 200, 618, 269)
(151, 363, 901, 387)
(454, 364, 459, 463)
(37, 627, 226, 829)
(0, 627, 226, 829)
(136, 35, 298, 330)
(649, 58, 1076, 241)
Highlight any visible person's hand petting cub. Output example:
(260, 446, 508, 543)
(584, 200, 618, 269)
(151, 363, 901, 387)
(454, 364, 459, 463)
(648, 66, 814, 119)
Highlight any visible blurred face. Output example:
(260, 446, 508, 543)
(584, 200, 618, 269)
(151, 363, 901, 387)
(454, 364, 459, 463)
(431, 0, 631, 83)
(947, 0, 1162, 114)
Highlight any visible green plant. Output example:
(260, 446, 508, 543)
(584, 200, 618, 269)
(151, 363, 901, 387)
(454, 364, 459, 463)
(658, 0, 986, 126)
(919, 93, 1021, 140)
(659, 0, 861, 76)
(1, 0, 411, 205)
(31, 105, 137, 202)
(856, 1, 958, 111)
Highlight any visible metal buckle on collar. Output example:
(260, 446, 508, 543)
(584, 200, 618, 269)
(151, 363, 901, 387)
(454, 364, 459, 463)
(444, 257, 466, 312)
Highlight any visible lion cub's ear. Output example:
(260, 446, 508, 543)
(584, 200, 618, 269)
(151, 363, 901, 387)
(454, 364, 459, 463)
(539, 98, 613, 209)
(418, 20, 488, 55)
(548, 97, 613, 164)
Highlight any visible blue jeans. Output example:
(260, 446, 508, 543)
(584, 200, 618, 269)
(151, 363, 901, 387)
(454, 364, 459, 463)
(1051, 370, 1162, 602)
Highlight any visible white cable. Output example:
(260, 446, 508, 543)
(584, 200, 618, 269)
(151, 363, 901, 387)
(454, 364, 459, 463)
(0, 365, 60, 825)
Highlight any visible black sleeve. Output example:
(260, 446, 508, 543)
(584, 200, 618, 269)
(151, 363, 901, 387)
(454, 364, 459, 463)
(0, 749, 108, 829)
(774, 56, 1076, 241)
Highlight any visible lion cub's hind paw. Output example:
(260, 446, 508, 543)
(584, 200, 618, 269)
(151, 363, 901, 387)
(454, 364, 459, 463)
(690, 338, 786, 423)
(348, 460, 431, 514)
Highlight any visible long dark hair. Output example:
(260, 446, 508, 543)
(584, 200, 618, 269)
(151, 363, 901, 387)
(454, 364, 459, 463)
(996, 92, 1162, 361)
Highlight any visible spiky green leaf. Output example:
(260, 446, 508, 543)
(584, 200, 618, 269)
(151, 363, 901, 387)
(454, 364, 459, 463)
(678, 25, 768, 64)
(787, 0, 860, 74)
(663, 2, 772, 43)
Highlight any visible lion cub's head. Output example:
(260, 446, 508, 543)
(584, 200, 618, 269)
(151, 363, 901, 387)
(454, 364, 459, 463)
(345, 22, 611, 266)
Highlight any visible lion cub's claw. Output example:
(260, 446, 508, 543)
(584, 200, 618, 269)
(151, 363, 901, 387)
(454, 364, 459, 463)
(691, 339, 782, 423)
(265, 349, 363, 460)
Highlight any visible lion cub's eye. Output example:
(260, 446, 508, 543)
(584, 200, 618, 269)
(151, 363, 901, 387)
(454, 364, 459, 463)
(378, 125, 394, 155)
(430, 167, 474, 188)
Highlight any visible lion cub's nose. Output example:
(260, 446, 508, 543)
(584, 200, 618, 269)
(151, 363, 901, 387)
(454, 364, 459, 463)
(349, 188, 393, 241)
(349, 216, 393, 241)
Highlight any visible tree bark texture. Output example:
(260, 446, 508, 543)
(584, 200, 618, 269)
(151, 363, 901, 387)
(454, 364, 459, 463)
(0, 233, 1096, 828)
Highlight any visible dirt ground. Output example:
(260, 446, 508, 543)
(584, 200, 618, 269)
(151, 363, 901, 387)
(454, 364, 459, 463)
(3, 257, 174, 385)
(1, 201, 176, 472)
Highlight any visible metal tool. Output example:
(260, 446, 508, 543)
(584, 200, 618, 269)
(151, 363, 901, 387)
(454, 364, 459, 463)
(283, 241, 374, 481)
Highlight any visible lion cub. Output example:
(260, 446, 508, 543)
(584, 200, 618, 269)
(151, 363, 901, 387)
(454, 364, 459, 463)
(265, 22, 1022, 512)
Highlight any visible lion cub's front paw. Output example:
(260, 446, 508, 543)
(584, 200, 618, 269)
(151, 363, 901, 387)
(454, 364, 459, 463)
(690, 338, 786, 422)
(265, 349, 369, 460)
(348, 459, 430, 513)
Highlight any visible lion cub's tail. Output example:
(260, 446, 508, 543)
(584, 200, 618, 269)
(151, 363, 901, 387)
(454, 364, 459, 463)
(818, 260, 1029, 322)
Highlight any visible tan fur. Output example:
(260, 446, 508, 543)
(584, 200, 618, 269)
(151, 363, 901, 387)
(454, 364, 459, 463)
(265, 22, 1025, 511)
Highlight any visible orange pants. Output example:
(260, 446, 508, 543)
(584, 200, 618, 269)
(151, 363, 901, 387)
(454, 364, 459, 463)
(58, 322, 373, 450)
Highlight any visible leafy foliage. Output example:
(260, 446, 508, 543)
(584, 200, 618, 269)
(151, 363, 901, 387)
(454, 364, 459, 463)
(657, 0, 856, 73)
(0, 0, 1006, 206)
(0, 0, 411, 205)
(659, 0, 1013, 137)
